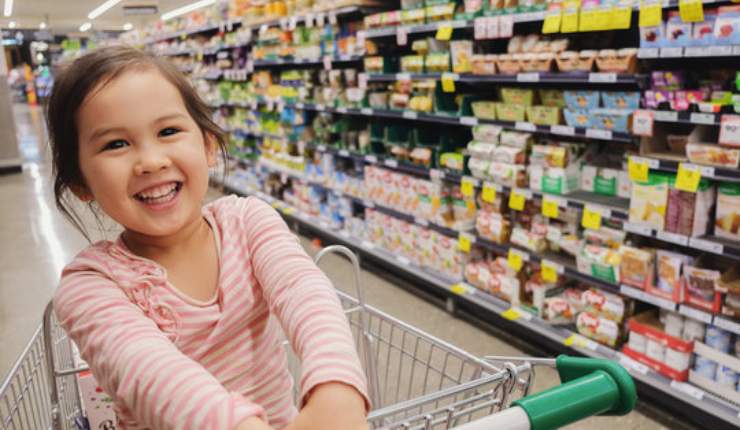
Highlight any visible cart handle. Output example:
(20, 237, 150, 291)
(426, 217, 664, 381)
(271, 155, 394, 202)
(510, 355, 637, 430)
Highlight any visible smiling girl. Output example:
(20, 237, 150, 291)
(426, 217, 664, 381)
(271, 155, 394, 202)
(49, 46, 369, 430)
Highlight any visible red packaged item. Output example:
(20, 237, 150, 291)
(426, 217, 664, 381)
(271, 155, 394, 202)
(683, 265, 723, 314)
(622, 311, 694, 381)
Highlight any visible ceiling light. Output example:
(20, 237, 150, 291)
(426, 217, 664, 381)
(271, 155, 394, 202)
(8, 20, 15, 28)
(123, 22, 133, 31)
(80, 22, 92, 32)
(3, 0, 13, 18)
(88, 0, 123, 20)
(39, 22, 46, 29)
(161, 0, 216, 21)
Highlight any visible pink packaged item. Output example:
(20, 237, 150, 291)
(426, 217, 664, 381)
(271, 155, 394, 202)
(672, 90, 705, 111)
(78, 371, 117, 429)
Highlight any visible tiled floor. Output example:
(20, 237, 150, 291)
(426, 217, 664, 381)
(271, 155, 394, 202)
(0, 105, 684, 428)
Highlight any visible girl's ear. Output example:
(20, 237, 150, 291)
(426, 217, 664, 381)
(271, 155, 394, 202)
(205, 133, 218, 167)
(70, 184, 94, 202)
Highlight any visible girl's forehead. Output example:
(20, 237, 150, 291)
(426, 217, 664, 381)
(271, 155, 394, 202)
(80, 68, 184, 116)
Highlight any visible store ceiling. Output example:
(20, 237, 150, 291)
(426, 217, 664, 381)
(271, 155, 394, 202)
(2, 0, 192, 32)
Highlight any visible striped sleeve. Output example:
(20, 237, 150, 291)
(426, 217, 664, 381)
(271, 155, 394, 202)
(53, 264, 266, 430)
(239, 197, 370, 410)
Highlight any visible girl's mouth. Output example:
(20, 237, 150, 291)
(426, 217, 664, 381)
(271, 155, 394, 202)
(134, 181, 182, 205)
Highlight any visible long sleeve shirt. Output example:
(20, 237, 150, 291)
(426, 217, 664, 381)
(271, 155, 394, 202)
(54, 195, 369, 429)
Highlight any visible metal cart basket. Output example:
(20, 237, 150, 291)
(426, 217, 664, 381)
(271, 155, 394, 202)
(2, 245, 636, 430)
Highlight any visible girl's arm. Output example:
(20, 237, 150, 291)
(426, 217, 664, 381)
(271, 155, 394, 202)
(54, 268, 267, 430)
(241, 198, 371, 413)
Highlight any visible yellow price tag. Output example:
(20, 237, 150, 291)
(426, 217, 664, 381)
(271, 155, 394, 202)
(542, 12, 562, 34)
(501, 308, 522, 320)
(611, 6, 633, 29)
(436, 25, 453, 40)
(561, 9, 580, 32)
(196, 51, 204, 62)
(441, 73, 456, 93)
(542, 198, 560, 218)
(461, 177, 475, 197)
(283, 207, 296, 215)
(676, 163, 702, 192)
(564, 334, 577, 346)
(458, 233, 472, 253)
(594, 8, 612, 30)
(481, 183, 497, 203)
(582, 206, 603, 230)
(579, 8, 599, 31)
(507, 249, 524, 272)
(541, 261, 559, 283)
(628, 158, 650, 182)
(271, 201, 282, 209)
(509, 190, 526, 211)
(639, 2, 662, 27)
(451, 283, 469, 295)
(679, 0, 704, 22)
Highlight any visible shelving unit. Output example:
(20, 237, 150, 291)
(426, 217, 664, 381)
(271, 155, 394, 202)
(145, 1, 740, 427)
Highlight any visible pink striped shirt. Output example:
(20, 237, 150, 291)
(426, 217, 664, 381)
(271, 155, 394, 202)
(54, 195, 369, 429)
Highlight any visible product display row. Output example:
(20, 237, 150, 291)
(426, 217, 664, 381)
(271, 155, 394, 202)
(136, 0, 740, 427)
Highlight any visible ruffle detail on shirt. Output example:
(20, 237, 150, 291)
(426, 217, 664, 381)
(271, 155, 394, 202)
(108, 242, 181, 343)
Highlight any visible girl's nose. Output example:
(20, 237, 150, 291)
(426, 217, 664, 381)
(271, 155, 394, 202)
(134, 148, 172, 175)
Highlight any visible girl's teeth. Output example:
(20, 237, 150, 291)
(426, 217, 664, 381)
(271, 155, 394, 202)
(138, 183, 177, 199)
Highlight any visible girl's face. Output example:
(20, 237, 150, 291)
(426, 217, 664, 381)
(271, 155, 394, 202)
(75, 67, 216, 239)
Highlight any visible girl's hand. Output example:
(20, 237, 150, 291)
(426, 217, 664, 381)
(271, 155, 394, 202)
(235, 416, 275, 430)
(285, 382, 368, 430)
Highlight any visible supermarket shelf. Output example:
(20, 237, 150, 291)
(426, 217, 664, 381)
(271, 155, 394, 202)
(624, 221, 740, 261)
(638, 46, 740, 59)
(246, 5, 365, 31)
(367, 72, 645, 86)
(629, 155, 740, 183)
(253, 55, 363, 68)
(217, 174, 740, 430)
(161, 49, 196, 57)
(649, 110, 723, 126)
(145, 19, 243, 44)
(364, 11, 548, 38)
(214, 99, 634, 143)
(204, 42, 252, 55)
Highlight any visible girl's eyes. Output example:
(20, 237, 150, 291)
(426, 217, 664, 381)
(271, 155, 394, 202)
(159, 127, 181, 137)
(103, 140, 128, 151)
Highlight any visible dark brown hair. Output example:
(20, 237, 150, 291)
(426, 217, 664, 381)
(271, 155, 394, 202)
(47, 45, 227, 241)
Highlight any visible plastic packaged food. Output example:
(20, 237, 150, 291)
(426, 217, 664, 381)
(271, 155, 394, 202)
(577, 311, 622, 347)
(656, 250, 692, 298)
(499, 131, 533, 149)
(581, 288, 630, 323)
(706, 325, 732, 353)
(564, 90, 601, 109)
(543, 297, 577, 324)
(694, 356, 718, 380)
(451, 41, 473, 73)
(716, 182, 740, 241)
(665, 178, 715, 237)
(472, 124, 503, 142)
(468, 157, 490, 179)
(682, 318, 706, 342)
(619, 246, 655, 290)
(471, 101, 498, 120)
(491, 145, 527, 164)
(687, 143, 740, 168)
(467, 141, 497, 160)
(629, 174, 670, 230)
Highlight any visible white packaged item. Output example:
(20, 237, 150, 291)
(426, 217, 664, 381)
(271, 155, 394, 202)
(528, 165, 544, 191)
(468, 158, 490, 180)
(499, 131, 533, 149)
(618, 170, 632, 198)
(682, 318, 706, 342)
(706, 325, 732, 353)
(664, 312, 684, 338)
(716, 365, 739, 387)
(628, 331, 647, 354)
(472, 124, 503, 142)
(467, 141, 497, 160)
(665, 348, 691, 371)
(646, 339, 666, 362)
(694, 356, 718, 380)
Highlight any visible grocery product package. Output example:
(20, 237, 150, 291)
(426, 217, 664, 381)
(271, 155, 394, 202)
(716, 182, 740, 241)
(665, 178, 715, 237)
(629, 173, 670, 230)
(576, 311, 623, 347)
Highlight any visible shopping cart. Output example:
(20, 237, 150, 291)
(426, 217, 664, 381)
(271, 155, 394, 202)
(1, 245, 637, 430)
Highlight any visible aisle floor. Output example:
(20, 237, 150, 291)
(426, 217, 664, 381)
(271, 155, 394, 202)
(0, 105, 681, 428)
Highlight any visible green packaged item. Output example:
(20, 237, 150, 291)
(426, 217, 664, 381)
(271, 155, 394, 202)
(501, 87, 536, 106)
(538, 89, 566, 108)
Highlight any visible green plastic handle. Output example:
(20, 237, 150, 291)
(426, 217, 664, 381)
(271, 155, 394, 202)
(511, 355, 637, 430)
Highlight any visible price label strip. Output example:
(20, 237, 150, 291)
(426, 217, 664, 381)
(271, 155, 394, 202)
(458, 232, 476, 253)
(542, 196, 560, 218)
(481, 182, 497, 204)
(507, 248, 528, 272)
(639, 0, 662, 27)
(582, 205, 603, 230)
(678, 0, 704, 23)
(441, 73, 457, 93)
(436, 25, 453, 41)
(461, 176, 477, 197)
(676, 163, 702, 193)
(542, 10, 562, 34)
(628, 157, 651, 182)
(541, 260, 562, 283)
(509, 189, 527, 211)
(451, 283, 472, 296)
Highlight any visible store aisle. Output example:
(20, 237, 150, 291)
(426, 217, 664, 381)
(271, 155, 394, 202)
(1, 106, 677, 429)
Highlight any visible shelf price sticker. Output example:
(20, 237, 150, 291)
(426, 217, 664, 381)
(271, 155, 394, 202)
(451, 283, 471, 296)
(541, 260, 562, 283)
(639, 0, 662, 27)
(564, 334, 599, 350)
(441, 73, 457, 93)
(561, 7, 580, 33)
(436, 25, 453, 41)
(612, 5, 633, 30)
(481, 182, 497, 203)
(461, 176, 477, 197)
(581, 205, 603, 230)
(501, 307, 523, 321)
(542, 10, 562, 34)
(507, 248, 528, 272)
(676, 163, 702, 192)
(628, 157, 651, 182)
(396, 26, 408, 46)
(632, 110, 654, 137)
(458, 232, 476, 253)
(542, 196, 560, 218)
(679, 0, 704, 22)
(719, 114, 740, 146)
(509, 189, 528, 211)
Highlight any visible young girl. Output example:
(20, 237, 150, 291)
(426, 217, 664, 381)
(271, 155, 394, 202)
(49, 46, 369, 430)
